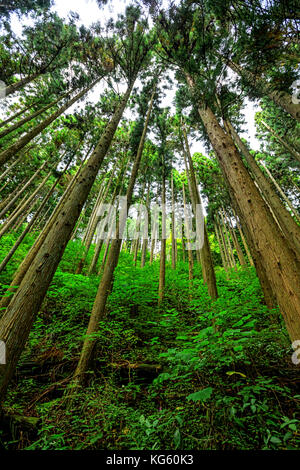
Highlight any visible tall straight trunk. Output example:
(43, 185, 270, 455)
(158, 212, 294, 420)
(99, 238, 111, 273)
(171, 171, 176, 269)
(133, 180, 147, 266)
(233, 210, 254, 267)
(12, 193, 39, 231)
(182, 122, 218, 299)
(225, 212, 247, 267)
(0, 180, 10, 195)
(226, 120, 300, 258)
(182, 146, 201, 265)
(150, 239, 156, 264)
(77, 159, 123, 274)
(232, 202, 277, 309)
(0, 92, 69, 140)
(4, 72, 41, 97)
(141, 183, 150, 268)
(0, 177, 27, 212)
(0, 151, 89, 310)
(217, 217, 232, 269)
(82, 161, 116, 245)
(260, 160, 300, 224)
(225, 57, 300, 122)
(34, 204, 53, 232)
(190, 80, 300, 339)
(0, 169, 65, 275)
(72, 86, 156, 386)
(88, 240, 104, 275)
(0, 161, 46, 219)
(219, 211, 237, 271)
(0, 154, 23, 182)
(89, 159, 128, 276)
(181, 234, 186, 262)
(0, 169, 50, 239)
(0, 80, 135, 399)
(0, 79, 99, 166)
(150, 189, 159, 264)
(214, 222, 228, 272)
(0, 101, 38, 129)
(260, 120, 300, 164)
(183, 182, 194, 282)
(158, 171, 166, 304)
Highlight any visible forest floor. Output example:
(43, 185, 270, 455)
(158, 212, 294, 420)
(0, 233, 299, 450)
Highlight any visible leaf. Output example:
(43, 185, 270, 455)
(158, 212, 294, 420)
(226, 371, 247, 378)
(174, 428, 181, 449)
(187, 387, 213, 402)
(270, 436, 281, 444)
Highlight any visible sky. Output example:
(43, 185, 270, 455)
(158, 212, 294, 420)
(6, 0, 261, 155)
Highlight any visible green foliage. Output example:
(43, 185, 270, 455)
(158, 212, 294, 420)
(1, 238, 298, 451)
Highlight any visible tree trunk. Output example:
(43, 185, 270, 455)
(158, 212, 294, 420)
(133, 180, 147, 266)
(0, 169, 64, 275)
(260, 120, 300, 164)
(0, 151, 89, 309)
(0, 169, 50, 240)
(0, 154, 23, 182)
(183, 182, 194, 283)
(232, 203, 277, 309)
(0, 79, 99, 166)
(232, 209, 254, 267)
(225, 212, 247, 267)
(226, 119, 300, 259)
(0, 161, 46, 220)
(158, 172, 166, 304)
(150, 189, 159, 264)
(71, 86, 156, 386)
(141, 182, 151, 268)
(0, 101, 38, 129)
(193, 91, 300, 340)
(0, 80, 135, 400)
(171, 171, 176, 269)
(214, 221, 229, 271)
(219, 210, 237, 271)
(181, 142, 202, 265)
(226, 58, 300, 122)
(0, 92, 69, 140)
(4, 72, 41, 97)
(217, 217, 232, 269)
(182, 121, 218, 299)
(260, 160, 300, 224)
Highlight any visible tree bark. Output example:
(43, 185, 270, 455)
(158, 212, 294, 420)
(183, 182, 194, 283)
(0, 91, 69, 140)
(182, 121, 218, 299)
(158, 171, 166, 304)
(71, 86, 156, 386)
(192, 90, 300, 340)
(0, 161, 46, 220)
(0, 79, 99, 166)
(225, 119, 300, 259)
(260, 120, 300, 164)
(0, 154, 23, 182)
(0, 80, 135, 399)
(260, 160, 300, 225)
(225, 58, 300, 122)
(4, 72, 41, 97)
